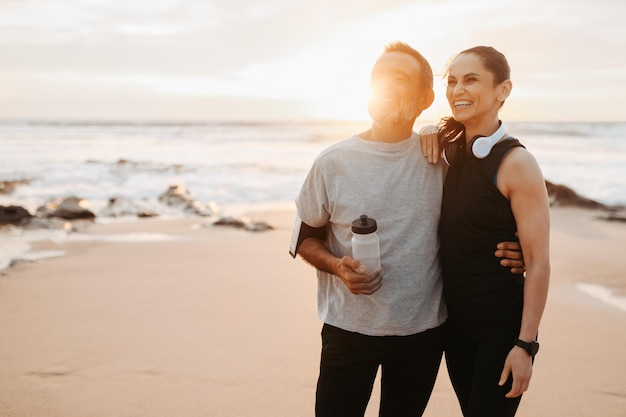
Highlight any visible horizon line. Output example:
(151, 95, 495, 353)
(1, 118, 625, 126)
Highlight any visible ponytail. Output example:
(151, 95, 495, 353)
(437, 117, 465, 149)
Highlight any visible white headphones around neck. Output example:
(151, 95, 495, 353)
(471, 122, 507, 159)
(440, 121, 508, 167)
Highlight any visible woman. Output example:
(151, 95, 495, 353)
(437, 46, 550, 416)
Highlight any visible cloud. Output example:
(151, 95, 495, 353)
(0, 0, 625, 121)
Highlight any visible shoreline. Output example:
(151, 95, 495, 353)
(3, 204, 625, 305)
(0, 200, 296, 270)
(3, 204, 626, 315)
(1, 205, 625, 416)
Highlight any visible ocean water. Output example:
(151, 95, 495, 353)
(1, 120, 625, 285)
(1, 120, 624, 215)
(0, 120, 370, 215)
(506, 121, 626, 207)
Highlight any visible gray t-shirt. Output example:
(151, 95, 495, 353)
(296, 132, 447, 336)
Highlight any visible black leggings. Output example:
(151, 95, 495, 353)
(444, 321, 523, 417)
(315, 323, 445, 417)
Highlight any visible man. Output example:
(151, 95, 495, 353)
(290, 42, 522, 417)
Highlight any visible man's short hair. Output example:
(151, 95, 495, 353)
(383, 41, 433, 92)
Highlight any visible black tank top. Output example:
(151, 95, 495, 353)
(439, 138, 525, 337)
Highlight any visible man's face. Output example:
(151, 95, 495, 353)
(367, 51, 423, 126)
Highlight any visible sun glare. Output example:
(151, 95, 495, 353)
(249, 3, 459, 122)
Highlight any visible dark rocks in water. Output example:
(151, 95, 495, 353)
(545, 180, 626, 223)
(100, 197, 159, 218)
(8, 258, 34, 268)
(597, 207, 626, 222)
(36, 197, 96, 220)
(158, 185, 219, 217)
(1, 187, 272, 232)
(604, 212, 626, 222)
(545, 180, 607, 209)
(0, 205, 74, 230)
(100, 197, 134, 218)
(137, 211, 159, 218)
(213, 216, 246, 228)
(0, 205, 33, 225)
(243, 221, 274, 232)
(115, 158, 184, 173)
(0, 179, 30, 194)
(213, 215, 274, 232)
(22, 216, 73, 231)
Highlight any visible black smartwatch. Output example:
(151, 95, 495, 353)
(514, 339, 539, 356)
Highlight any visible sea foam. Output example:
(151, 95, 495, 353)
(576, 283, 626, 313)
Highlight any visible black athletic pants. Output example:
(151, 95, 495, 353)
(444, 320, 524, 417)
(315, 323, 444, 417)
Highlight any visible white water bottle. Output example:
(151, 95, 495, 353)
(351, 215, 380, 273)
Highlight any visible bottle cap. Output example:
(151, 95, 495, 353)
(351, 214, 377, 234)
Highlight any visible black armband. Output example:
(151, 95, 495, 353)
(289, 216, 328, 258)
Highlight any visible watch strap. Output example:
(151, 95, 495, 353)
(514, 338, 539, 356)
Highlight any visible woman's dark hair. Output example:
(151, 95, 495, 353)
(438, 46, 510, 147)
(437, 116, 466, 146)
(462, 46, 510, 84)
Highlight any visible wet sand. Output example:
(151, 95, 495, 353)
(0, 206, 624, 416)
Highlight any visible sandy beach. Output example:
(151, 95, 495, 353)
(1, 206, 625, 417)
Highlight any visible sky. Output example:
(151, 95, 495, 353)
(0, 0, 625, 122)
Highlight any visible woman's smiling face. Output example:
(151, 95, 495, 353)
(446, 52, 503, 125)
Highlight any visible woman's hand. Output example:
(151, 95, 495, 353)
(499, 346, 533, 398)
(418, 124, 440, 164)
